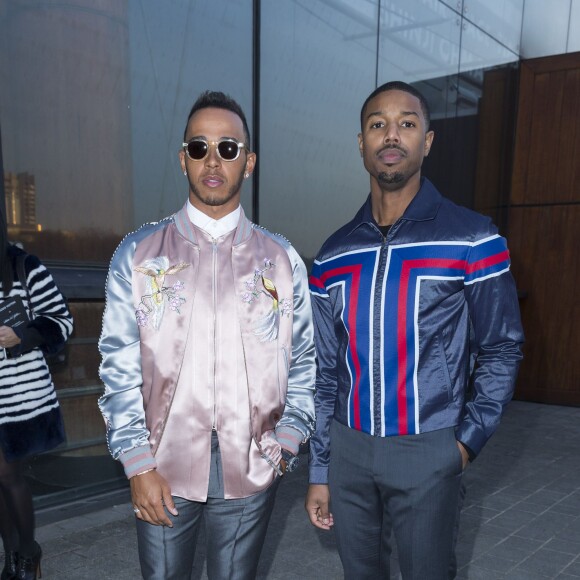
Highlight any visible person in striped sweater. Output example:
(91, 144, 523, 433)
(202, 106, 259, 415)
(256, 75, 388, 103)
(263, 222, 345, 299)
(0, 220, 73, 580)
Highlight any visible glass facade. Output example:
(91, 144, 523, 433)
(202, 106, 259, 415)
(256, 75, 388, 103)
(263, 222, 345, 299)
(0, 0, 568, 507)
(521, 0, 580, 58)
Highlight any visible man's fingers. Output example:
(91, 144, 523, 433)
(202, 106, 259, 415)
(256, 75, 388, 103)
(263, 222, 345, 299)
(151, 501, 174, 527)
(135, 499, 173, 527)
(306, 504, 334, 530)
(305, 502, 321, 527)
(162, 485, 178, 517)
(314, 502, 333, 528)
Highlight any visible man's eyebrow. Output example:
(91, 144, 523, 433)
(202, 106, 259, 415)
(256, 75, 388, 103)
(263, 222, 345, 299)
(365, 110, 420, 121)
(184, 134, 242, 141)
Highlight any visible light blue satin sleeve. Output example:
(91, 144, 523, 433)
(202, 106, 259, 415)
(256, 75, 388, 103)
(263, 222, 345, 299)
(276, 242, 316, 443)
(98, 225, 158, 462)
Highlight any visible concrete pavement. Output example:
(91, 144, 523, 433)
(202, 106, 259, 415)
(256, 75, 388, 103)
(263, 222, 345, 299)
(3, 400, 580, 579)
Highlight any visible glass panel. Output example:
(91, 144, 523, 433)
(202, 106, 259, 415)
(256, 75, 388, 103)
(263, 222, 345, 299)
(569, 0, 580, 52)
(419, 21, 520, 220)
(0, 0, 252, 507)
(129, 0, 253, 228)
(440, 0, 463, 11)
(0, 0, 132, 262)
(459, 20, 518, 90)
(377, 0, 462, 86)
(463, 0, 524, 54)
(521, 0, 571, 58)
(260, 0, 378, 260)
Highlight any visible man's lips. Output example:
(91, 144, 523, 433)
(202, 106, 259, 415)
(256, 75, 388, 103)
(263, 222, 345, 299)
(202, 175, 224, 187)
(378, 147, 405, 164)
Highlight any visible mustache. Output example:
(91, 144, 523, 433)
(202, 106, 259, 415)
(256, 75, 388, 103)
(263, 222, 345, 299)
(377, 144, 406, 156)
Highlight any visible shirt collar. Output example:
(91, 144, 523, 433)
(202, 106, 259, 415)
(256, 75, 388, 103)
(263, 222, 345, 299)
(186, 201, 241, 238)
(348, 177, 442, 236)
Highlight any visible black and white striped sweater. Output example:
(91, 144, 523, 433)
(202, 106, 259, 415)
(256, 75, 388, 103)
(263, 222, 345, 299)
(0, 246, 73, 459)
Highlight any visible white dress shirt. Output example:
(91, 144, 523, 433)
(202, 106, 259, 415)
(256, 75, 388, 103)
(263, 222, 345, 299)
(186, 201, 241, 238)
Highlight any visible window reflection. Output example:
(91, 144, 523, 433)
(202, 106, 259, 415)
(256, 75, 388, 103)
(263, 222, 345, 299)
(0, 0, 132, 263)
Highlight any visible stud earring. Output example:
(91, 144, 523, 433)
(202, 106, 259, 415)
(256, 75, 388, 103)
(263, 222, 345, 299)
(183, 171, 187, 176)
(244, 173, 249, 178)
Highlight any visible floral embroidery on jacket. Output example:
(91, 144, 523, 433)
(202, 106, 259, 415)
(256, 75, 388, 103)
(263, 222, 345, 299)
(242, 258, 292, 342)
(134, 257, 189, 329)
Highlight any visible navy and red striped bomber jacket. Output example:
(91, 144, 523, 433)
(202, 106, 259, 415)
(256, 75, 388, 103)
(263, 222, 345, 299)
(308, 177, 524, 485)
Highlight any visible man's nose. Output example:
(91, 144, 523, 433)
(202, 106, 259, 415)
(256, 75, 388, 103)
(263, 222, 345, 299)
(384, 122, 400, 143)
(205, 144, 221, 167)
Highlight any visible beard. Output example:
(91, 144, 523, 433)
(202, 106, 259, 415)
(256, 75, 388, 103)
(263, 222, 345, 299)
(189, 172, 244, 207)
(378, 170, 405, 189)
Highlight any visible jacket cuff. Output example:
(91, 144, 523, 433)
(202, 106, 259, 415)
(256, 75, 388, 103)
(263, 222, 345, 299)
(275, 425, 302, 456)
(455, 422, 486, 459)
(309, 465, 329, 484)
(119, 445, 157, 479)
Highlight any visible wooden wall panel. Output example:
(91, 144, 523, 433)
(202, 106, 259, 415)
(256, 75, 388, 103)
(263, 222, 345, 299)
(509, 51, 580, 404)
(511, 54, 580, 206)
(509, 206, 580, 403)
(423, 115, 478, 210)
(472, 66, 518, 231)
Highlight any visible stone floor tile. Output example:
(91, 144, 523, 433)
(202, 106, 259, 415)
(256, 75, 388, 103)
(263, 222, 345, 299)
(561, 561, 580, 577)
(510, 549, 576, 577)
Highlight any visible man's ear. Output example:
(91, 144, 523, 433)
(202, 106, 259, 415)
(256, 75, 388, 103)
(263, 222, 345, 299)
(244, 151, 257, 176)
(179, 149, 187, 173)
(424, 130, 434, 157)
(358, 133, 364, 157)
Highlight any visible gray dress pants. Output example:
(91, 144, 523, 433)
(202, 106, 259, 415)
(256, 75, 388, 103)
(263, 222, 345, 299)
(136, 432, 279, 580)
(328, 420, 464, 580)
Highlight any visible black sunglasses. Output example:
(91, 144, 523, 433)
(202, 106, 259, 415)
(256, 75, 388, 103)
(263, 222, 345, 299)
(182, 138, 247, 162)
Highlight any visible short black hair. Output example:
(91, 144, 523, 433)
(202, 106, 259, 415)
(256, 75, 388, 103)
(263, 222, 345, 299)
(183, 91, 251, 148)
(360, 81, 431, 131)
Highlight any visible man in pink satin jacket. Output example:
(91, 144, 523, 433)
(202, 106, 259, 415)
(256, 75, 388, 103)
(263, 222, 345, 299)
(98, 91, 316, 579)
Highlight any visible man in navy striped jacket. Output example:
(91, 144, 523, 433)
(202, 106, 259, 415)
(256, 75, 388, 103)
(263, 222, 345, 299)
(305, 81, 524, 579)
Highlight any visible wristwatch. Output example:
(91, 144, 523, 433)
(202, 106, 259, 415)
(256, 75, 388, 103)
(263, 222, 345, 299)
(280, 449, 299, 473)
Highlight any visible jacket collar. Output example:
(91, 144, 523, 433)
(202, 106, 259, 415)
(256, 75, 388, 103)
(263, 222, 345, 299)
(348, 177, 442, 236)
(173, 202, 254, 246)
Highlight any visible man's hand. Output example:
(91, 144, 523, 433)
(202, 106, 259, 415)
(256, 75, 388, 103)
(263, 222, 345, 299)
(130, 470, 178, 527)
(457, 441, 469, 470)
(0, 326, 21, 349)
(305, 484, 334, 530)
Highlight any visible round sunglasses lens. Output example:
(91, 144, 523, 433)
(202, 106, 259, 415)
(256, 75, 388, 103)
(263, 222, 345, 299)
(187, 140, 208, 160)
(217, 141, 239, 161)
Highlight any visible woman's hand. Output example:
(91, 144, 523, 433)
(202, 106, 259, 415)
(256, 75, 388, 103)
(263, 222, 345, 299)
(0, 326, 21, 348)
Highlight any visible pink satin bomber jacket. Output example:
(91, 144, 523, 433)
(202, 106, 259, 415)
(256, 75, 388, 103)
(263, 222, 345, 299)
(98, 204, 316, 501)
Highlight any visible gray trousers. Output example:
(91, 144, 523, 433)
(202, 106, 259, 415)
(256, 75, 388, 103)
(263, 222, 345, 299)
(328, 420, 464, 580)
(136, 433, 279, 580)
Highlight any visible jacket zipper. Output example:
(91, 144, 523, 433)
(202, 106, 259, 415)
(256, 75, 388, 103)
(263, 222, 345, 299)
(212, 238, 218, 431)
(373, 229, 389, 434)
(372, 221, 401, 435)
